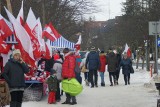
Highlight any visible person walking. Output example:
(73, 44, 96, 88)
(61, 48, 77, 105)
(99, 51, 107, 87)
(80, 52, 89, 86)
(1, 49, 29, 107)
(53, 54, 63, 102)
(114, 50, 122, 85)
(107, 48, 118, 86)
(120, 53, 132, 85)
(86, 47, 100, 88)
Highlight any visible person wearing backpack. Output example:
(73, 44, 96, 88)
(86, 47, 100, 88)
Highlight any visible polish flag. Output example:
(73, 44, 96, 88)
(24, 8, 41, 59)
(5, 7, 35, 67)
(48, 23, 61, 38)
(0, 14, 13, 40)
(0, 36, 11, 54)
(33, 18, 46, 53)
(74, 35, 82, 51)
(44, 40, 52, 59)
(42, 22, 61, 42)
(123, 43, 132, 58)
(16, 0, 24, 25)
(42, 24, 57, 42)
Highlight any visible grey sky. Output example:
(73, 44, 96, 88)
(87, 0, 126, 21)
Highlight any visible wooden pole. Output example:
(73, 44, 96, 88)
(0, 0, 1, 13)
(6, 0, 13, 13)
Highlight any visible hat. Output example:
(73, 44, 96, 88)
(54, 54, 60, 60)
(91, 46, 96, 51)
(50, 68, 56, 75)
(101, 51, 105, 53)
(12, 49, 21, 56)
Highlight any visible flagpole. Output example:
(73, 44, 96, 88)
(6, 0, 13, 13)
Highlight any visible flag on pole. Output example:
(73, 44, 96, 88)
(42, 24, 57, 42)
(44, 39, 52, 59)
(16, 0, 24, 25)
(0, 36, 11, 54)
(0, 14, 13, 40)
(74, 35, 82, 51)
(123, 43, 131, 58)
(24, 9, 41, 59)
(5, 7, 35, 66)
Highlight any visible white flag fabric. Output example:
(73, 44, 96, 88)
(16, 0, 24, 24)
(5, 7, 34, 60)
(26, 8, 37, 29)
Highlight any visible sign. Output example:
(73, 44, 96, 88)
(149, 21, 160, 35)
(158, 38, 160, 47)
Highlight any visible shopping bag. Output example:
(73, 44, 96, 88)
(130, 66, 134, 74)
(62, 78, 83, 96)
(81, 66, 86, 73)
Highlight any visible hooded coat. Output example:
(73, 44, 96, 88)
(99, 53, 107, 72)
(62, 52, 76, 79)
(107, 52, 118, 72)
(86, 51, 100, 70)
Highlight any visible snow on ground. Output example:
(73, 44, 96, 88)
(7, 66, 157, 107)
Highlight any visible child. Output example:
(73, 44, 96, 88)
(46, 68, 58, 104)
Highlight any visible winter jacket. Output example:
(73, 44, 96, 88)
(120, 58, 132, 75)
(107, 52, 118, 72)
(46, 75, 57, 92)
(99, 54, 107, 72)
(2, 58, 29, 88)
(86, 51, 100, 70)
(62, 52, 76, 79)
(45, 57, 54, 72)
(53, 59, 63, 80)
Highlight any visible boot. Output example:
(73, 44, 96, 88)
(10, 101, 17, 107)
(128, 81, 130, 85)
(110, 82, 113, 86)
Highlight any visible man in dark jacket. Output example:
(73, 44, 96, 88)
(86, 47, 100, 88)
(107, 48, 118, 86)
(2, 49, 29, 107)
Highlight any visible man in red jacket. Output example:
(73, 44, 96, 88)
(61, 48, 77, 105)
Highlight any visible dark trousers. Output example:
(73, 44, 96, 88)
(109, 72, 117, 85)
(10, 91, 24, 107)
(56, 81, 61, 101)
(89, 70, 98, 87)
(65, 93, 76, 103)
(84, 72, 89, 81)
(115, 70, 120, 81)
(124, 74, 130, 84)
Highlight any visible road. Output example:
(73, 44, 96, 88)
(17, 69, 157, 107)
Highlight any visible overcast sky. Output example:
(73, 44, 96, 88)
(86, 0, 126, 21)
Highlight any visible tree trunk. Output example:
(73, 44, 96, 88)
(136, 54, 139, 69)
(42, 0, 46, 27)
(142, 56, 144, 69)
(6, 0, 12, 13)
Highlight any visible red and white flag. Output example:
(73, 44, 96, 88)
(42, 22, 61, 42)
(0, 36, 11, 54)
(123, 43, 132, 58)
(44, 40, 52, 59)
(5, 7, 35, 66)
(24, 9, 41, 59)
(16, 0, 24, 25)
(74, 35, 82, 51)
(33, 18, 46, 53)
(0, 14, 13, 40)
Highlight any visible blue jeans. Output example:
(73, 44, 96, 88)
(99, 72, 105, 84)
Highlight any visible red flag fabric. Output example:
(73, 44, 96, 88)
(24, 23, 41, 60)
(44, 40, 52, 59)
(0, 37, 11, 54)
(49, 23, 61, 38)
(5, 7, 35, 67)
(42, 24, 57, 42)
(0, 15, 13, 40)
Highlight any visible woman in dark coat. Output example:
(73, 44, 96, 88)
(2, 49, 29, 107)
(120, 53, 132, 85)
